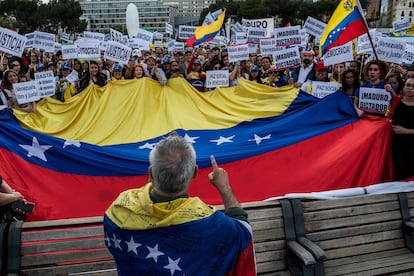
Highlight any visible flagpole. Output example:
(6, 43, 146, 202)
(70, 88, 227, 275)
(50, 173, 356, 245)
(356, 0, 384, 80)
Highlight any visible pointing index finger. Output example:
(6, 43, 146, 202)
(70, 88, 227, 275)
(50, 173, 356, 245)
(210, 155, 219, 171)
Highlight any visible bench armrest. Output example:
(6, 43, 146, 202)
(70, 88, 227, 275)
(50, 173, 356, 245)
(287, 240, 317, 266)
(404, 221, 414, 230)
(297, 236, 326, 260)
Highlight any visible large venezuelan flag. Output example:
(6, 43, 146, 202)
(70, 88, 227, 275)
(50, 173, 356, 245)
(186, 9, 226, 47)
(0, 78, 392, 221)
(319, 0, 368, 56)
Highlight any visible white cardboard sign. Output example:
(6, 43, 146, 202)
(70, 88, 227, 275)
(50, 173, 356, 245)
(228, 44, 250, 63)
(358, 87, 391, 114)
(0, 27, 27, 57)
(206, 70, 229, 88)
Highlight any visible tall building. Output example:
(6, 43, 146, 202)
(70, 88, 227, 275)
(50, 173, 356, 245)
(383, 0, 414, 27)
(79, 0, 178, 35)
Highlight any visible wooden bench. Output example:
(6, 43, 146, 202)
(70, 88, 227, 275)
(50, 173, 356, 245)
(4, 200, 317, 276)
(289, 191, 414, 275)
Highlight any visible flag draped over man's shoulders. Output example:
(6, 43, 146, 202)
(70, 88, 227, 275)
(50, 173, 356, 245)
(319, 0, 368, 56)
(104, 183, 256, 275)
(187, 9, 226, 47)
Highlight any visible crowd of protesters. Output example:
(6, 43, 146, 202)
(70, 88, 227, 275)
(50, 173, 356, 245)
(0, 41, 413, 180)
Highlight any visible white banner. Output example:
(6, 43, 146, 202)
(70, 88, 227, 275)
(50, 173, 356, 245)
(134, 28, 153, 49)
(234, 31, 247, 44)
(303, 16, 326, 39)
(154, 40, 163, 48)
(403, 43, 414, 65)
(62, 44, 78, 59)
(248, 43, 259, 54)
(228, 44, 250, 63)
(24, 32, 34, 49)
(174, 42, 185, 52)
(110, 28, 127, 44)
(104, 41, 132, 65)
(242, 18, 274, 37)
(153, 32, 163, 40)
(33, 31, 56, 52)
(272, 47, 301, 70)
(165, 39, 175, 51)
(76, 39, 101, 60)
(206, 70, 229, 88)
(356, 29, 377, 54)
(260, 38, 277, 56)
(54, 42, 62, 54)
(358, 87, 391, 114)
(322, 41, 354, 67)
(393, 18, 411, 32)
(247, 27, 267, 43)
(274, 26, 302, 47)
(61, 32, 71, 42)
(311, 81, 341, 98)
(0, 27, 27, 57)
(83, 31, 105, 42)
(377, 37, 406, 64)
(166, 22, 173, 35)
(13, 81, 39, 104)
(231, 22, 244, 33)
(178, 25, 196, 40)
(35, 70, 56, 98)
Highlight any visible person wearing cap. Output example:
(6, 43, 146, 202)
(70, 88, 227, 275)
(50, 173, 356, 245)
(111, 64, 125, 81)
(144, 55, 167, 85)
(247, 65, 263, 84)
(161, 55, 172, 79)
(304, 61, 329, 94)
(289, 48, 316, 89)
(186, 58, 206, 92)
(266, 67, 288, 88)
(55, 61, 78, 101)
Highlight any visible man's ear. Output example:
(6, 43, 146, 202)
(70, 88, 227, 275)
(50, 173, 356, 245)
(193, 165, 199, 179)
(148, 167, 154, 182)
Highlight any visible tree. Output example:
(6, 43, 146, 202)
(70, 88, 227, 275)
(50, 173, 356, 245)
(45, 0, 87, 34)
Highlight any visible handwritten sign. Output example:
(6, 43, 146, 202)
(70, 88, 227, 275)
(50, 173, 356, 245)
(206, 70, 229, 88)
(13, 81, 39, 104)
(242, 18, 274, 37)
(358, 87, 391, 114)
(303, 16, 326, 39)
(76, 39, 101, 60)
(104, 41, 132, 65)
(62, 44, 78, 59)
(35, 70, 56, 98)
(393, 18, 411, 32)
(0, 27, 27, 57)
(403, 43, 414, 65)
(83, 31, 105, 42)
(259, 38, 277, 56)
(272, 47, 301, 70)
(323, 41, 353, 67)
(228, 44, 249, 63)
(33, 31, 56, 52)
(178, 25, 196, 40)
(377, 37, 406, 64)
(133, 28, 153, 50)
(311, 81, 340, 98)
(274, 26, 302, 47)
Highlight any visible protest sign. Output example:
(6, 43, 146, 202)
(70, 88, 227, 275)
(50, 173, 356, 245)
(54, 42, 62, 54)
(228, 44, 249, 63)
(35, 70, 56, 98)
(303, 16, 326, 39)
(356, 29, 378, 54)
(403, 43, 414, 65)
(174, 42, 185, 52)
(393, 18, 411, 32)
(13, 81, 39, 104)
(104, 41, 132, 65)
(323, 41, 353, 67)
(260, 37, 277, 56)
(231, 22, 245, 33)
(166, 22, 173, 35)
(165, 39, 175, 51)
(66, 70, 78, 84)
(0, 27, 27, 57)
(33, 31, 56, 52)
(272, 47, 301, 70)
(110, 29, 127, 44)
(134, 28, 153, 50)
(242, 18, 274, 37)
(247, 27, 267, 43)
(377, 37, 406, 64)
(154, 40, 163, 48)
(311, 81, 341, 98)
(234, 31, 248, 44)
(248, 43, 259, 54)
(76, 39, 100, 60)
(178, 25, 196, 40)
(61, 32, 71, 42)
(62, 44, 78, 59)
(25, 32, 34, 49)
(206, 70, 229, 88)
(358, 87, 391, 114)
(274, 26, 302, 47)
(83, 31, 105, 42)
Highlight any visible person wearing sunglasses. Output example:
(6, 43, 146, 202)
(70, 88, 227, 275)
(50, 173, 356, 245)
(266, 67, 288, 88)
(390, 78, 414, 180)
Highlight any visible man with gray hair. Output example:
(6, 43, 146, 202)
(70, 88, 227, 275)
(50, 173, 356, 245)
(104, 134, 256, 275)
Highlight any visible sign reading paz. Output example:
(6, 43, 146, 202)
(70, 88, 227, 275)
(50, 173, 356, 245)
(358, 87, 391, 115)
(312, 81, 341, 99)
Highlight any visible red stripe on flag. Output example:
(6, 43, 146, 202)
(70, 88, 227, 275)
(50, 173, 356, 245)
(325, 20, 367, 53)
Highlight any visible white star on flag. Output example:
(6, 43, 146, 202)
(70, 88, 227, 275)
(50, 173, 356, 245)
(164, 257, 182, 275)
(248, 134, 272, 145)
(63, 139, 81, 148)
(104, 233, 111, 247)
(183, 133, 199, 144)
(19, 137, 52, 162)
(139, 142, 157, 150)
(210, 135, 235, 145)
(126, 236, 141, 255)
(111, 233, 122, 250)
(146, 244, 164, 263)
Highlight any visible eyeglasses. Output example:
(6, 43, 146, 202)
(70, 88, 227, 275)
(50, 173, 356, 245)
(213, 66, 221, 70)
(405, 83, 414, 88)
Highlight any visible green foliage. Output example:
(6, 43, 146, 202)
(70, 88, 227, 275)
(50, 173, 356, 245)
(0, 0, 86, 34)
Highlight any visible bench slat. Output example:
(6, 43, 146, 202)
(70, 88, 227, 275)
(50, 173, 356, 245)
(21, 260, 116, 276)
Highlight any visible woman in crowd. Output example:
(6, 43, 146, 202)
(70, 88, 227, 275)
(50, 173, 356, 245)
(247, 65, 263, 84)
(361, 60, 388, 88)
(186, 59, 205, 92)
(78, 60, 107, 92)
(126, 64, 146, 80)
(391, 77, 414, 180)
(340, 69, 360, 97)
(385, 73, 404, 97)
(331, 62, 346, 82)
(1, 69, 36, 112)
